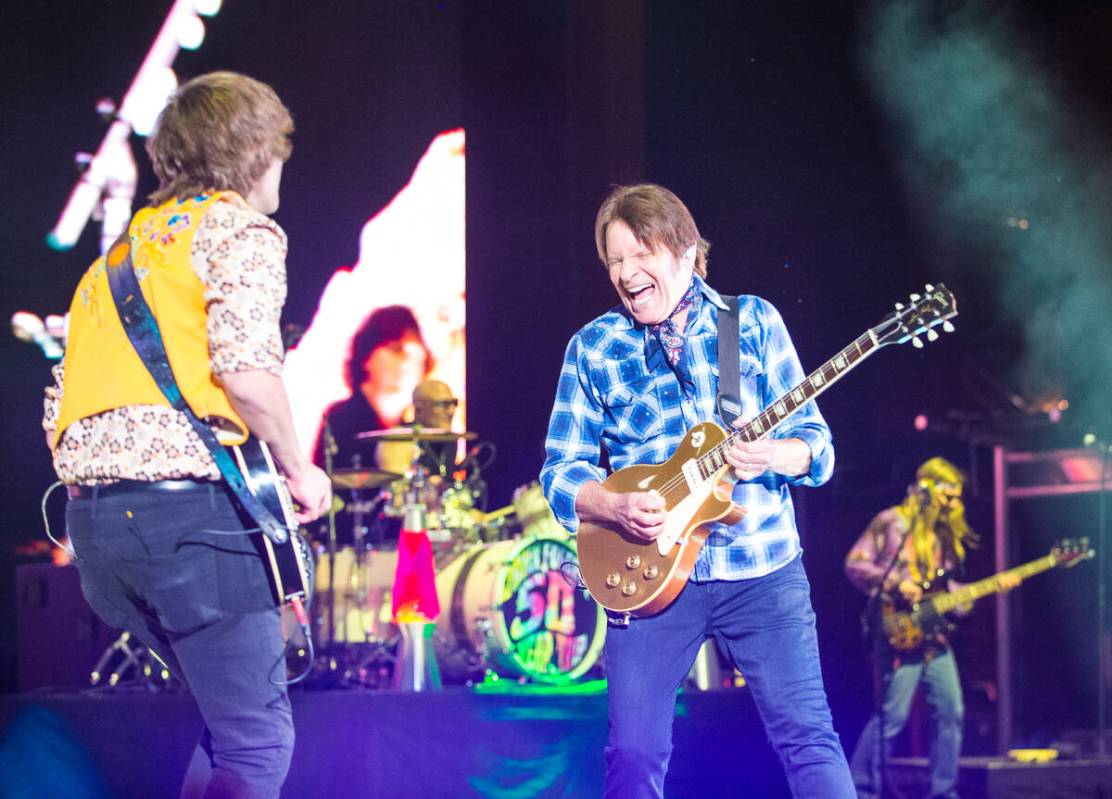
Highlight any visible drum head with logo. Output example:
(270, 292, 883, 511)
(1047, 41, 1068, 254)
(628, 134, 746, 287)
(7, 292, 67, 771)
(437, 537, 605, 684)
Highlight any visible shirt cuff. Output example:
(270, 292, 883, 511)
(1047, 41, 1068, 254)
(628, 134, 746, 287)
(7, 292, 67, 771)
(783, 427, 833, 486)
(547, 462, 607, 534)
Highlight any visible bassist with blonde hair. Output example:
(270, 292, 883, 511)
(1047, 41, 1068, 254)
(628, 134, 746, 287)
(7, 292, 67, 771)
(846, 456, 1020, 799)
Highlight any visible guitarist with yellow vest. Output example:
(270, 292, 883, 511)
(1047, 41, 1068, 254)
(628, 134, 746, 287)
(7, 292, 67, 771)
(42, 72, 330, 799)
(845, 457, 1019, 799)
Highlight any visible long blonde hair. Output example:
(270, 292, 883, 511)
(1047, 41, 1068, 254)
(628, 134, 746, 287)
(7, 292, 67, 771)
(896, 456, 978, 582)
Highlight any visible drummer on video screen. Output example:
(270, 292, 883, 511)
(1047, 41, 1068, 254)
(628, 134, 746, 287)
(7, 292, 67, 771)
(315, 305, 433, 469)
(376, 379, 461, 477)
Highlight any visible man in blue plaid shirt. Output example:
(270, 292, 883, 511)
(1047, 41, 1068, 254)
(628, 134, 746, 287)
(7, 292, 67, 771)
(541, 184, 854, 798)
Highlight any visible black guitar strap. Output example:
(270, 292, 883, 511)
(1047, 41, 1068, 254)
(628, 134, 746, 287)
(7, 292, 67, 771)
(103, 237, 290, 545)
(716, 294, 741, 426)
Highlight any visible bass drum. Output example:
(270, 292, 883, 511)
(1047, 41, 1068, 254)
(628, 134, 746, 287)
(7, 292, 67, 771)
(435, 537, 606, 684)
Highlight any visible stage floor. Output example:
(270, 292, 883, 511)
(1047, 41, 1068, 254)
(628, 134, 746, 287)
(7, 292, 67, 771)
(0, 685, 791, 799)
(6, 686, 1111, 798)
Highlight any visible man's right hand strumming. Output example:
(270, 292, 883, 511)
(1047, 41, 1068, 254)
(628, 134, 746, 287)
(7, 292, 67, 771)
(576, 481, 667, 541)
(221, 369, 332, 522)
(284, 462, 332, 524)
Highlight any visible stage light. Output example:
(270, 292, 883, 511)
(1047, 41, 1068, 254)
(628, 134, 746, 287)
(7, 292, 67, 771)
(176, 14, 205, 50)
(193, 0, 222, 16)
(125, 67, 178, 136)
(914, 414, 929, 432)
(11, 311, 64, 359)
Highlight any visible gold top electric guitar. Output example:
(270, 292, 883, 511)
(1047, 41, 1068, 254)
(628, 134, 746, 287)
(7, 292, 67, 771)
(576, 284, 958, 617)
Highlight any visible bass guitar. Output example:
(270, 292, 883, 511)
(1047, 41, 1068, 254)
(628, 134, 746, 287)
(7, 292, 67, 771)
(230, 437, 314, 609)
(576, 284, 958, 617)
(878, 538, 1092, 651)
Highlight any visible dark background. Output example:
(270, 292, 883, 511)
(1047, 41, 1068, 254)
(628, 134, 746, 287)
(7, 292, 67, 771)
(2, 0, 1109, 755)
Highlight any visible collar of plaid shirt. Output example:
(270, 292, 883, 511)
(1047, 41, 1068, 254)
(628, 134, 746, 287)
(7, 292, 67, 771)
(647, 279, 699, 366)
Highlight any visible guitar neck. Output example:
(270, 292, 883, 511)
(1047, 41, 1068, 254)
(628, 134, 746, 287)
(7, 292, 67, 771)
(930, 554, 1060, 613)
(726, 331, 880, 450)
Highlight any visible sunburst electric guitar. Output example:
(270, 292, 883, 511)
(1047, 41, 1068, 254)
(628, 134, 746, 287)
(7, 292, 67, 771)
(576, 284, 958, 617)
(878, 538, 1093, 651)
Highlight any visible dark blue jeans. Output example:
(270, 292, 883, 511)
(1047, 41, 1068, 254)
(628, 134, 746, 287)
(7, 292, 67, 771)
(67, 483, 294, 799)
(849, 648, 963, 799)
(603, 554, 855, 799)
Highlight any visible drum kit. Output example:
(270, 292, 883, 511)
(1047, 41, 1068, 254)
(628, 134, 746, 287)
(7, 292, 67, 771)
(308, 426, 606, 688)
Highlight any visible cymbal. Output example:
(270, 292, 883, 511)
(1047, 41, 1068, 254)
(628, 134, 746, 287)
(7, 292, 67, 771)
(331, 468, 401, 490)
(354, 427, 478, 443)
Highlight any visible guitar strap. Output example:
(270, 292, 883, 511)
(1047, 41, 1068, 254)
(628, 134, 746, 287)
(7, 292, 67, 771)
(103, 236, 290, 545)
(715, 294, 741, 426)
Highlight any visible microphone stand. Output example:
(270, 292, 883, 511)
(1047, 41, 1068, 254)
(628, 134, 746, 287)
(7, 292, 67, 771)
(1097, 438, 1109, 757)
(322, 420, 339, 653)
(861, 522, 915, 799)
(48, 0, 216, 252)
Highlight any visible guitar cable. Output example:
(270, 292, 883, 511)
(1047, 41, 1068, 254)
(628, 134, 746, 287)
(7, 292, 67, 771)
(559, 559, 588, 590)
(45, 478, 316, 689)
(41, 480, 76, 559)
(271, 595, 315, 686)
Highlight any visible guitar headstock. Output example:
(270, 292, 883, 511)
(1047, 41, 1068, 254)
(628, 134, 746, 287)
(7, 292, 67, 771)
(872, 283, 958, 349)
(1052, 538, 1095, 567)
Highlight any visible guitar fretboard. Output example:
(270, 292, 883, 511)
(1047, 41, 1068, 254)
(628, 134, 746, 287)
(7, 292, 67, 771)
(929, 554, 1062, 614)
(697, 329, 881, 476)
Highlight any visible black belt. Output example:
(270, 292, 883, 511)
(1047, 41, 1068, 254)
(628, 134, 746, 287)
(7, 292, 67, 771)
(67, 479, 218, 500)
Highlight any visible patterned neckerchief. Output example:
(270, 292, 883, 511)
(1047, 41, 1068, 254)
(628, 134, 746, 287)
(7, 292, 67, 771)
(649, 279, 698, 366)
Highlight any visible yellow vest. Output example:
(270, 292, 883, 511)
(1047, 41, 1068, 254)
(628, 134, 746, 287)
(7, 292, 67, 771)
(55, 193, 250, 447)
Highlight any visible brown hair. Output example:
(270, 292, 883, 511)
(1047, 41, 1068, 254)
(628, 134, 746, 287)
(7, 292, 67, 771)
(594, 184, 710, 277)
(146, 72, 293, 205)
(345, 305, 433, 391)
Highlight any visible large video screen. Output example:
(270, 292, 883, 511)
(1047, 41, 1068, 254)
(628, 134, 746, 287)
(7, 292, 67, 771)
(285, 130, 466, 474)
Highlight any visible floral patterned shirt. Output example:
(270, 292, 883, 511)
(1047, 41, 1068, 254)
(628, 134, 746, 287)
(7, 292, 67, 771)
(845, 507, 960, 595)
(43, 196, 287, 484)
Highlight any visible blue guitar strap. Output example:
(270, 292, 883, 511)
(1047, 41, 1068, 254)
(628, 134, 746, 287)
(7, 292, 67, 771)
(103, 236, 290, 545)
(716, 294, 741, 426)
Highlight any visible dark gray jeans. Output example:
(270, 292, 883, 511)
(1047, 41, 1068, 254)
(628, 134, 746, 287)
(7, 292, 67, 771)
(67, 482, 294, 799)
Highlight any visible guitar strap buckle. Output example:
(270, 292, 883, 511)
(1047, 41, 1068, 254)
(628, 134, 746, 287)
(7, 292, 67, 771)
(606, 611, 632, 628)
(716, 394, 741, 427)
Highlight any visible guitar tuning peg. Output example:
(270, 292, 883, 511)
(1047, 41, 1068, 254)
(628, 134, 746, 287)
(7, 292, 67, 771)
(912, 336, 923, 348)
(942, 320, 955, 333)
(927, 329, 939, 342)
(894, 302, 905, 311)
(909, 293, 921, 302)
(925, 283, 934, 292)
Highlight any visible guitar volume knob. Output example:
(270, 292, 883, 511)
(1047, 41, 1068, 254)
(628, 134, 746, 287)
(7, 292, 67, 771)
(625, 554, 641, 569)
(643, 564, 659, 580)
(621, 581, 637, 597)
(605, 572, 621, 588)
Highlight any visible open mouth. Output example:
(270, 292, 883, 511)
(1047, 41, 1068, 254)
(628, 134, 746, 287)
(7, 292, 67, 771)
(625, 283, 655, 305)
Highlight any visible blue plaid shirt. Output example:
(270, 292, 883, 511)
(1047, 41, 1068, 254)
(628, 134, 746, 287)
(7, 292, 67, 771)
(540, 275, 834, 582)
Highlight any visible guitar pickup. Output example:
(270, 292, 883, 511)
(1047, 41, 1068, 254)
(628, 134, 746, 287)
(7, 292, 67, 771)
(681, 458, 701, 490)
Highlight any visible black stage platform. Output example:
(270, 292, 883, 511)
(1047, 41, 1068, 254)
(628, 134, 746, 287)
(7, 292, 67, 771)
(886, 755, 1112, 799)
